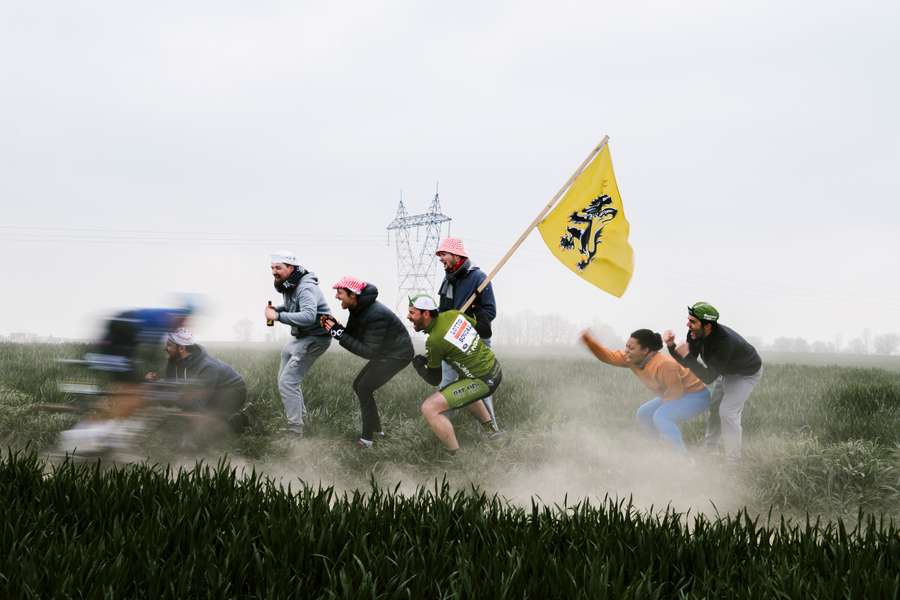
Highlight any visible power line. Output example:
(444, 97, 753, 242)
(0, 224, 388, 247)
(0, 225, 384, 238)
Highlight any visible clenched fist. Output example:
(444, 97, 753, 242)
(319, 315, 345, 339)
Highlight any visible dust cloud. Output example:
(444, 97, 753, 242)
(179, 378, 753, 519)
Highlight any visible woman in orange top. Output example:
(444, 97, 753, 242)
(580, 328, 710, 451)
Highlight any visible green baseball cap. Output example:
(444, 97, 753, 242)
(688, 301, 719, 322)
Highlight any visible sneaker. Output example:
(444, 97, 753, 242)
(356, 438, 374, 449)
(480, 419, 503, 440)
(485, 429, 506, 441)
(430, 445, 460, 464)
(279, 425, 304, 437)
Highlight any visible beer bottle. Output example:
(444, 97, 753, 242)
(266, 301, 275, 327)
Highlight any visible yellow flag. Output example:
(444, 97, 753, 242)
(537, 143, 633, 297)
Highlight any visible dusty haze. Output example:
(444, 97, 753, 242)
(162, 372, 751, 517)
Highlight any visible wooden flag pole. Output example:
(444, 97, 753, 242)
(459, 135, 609, 313)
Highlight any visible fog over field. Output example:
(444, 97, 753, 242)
(1, 1, 899, 346)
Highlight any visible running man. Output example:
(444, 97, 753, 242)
(664, 302, 762, 459)
(407, 294, 502, 453)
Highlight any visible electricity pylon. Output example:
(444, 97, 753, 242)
(386, 186, 452, 310)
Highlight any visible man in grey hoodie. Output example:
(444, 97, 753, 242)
(264, 250, 332, 436)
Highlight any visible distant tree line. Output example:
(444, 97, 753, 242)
(491, 315, 899, 357)
(491, 311, 622, 348)
(228, 313, 899, 357)
(768, 330, 900, 355)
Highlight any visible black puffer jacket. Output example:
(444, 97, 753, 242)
(340, 284, 414, 362)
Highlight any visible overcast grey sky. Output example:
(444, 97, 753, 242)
(1, 0, 898, 344)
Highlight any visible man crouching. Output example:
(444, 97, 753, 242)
(406, 294, 502, 453)
(320, 276, 414, 449)
(152, 328, 249, 435)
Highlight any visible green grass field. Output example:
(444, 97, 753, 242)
(3, 342, 899, 519)
(2, 342, 900, 597)
(4, 449, 898, 599)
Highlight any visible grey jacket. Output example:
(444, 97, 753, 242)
(165, 345, 244, 387)
(276, 271, 330, 337)
(164, 345, 245, 410)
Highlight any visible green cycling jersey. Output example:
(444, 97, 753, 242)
(425, 310, 496, 379)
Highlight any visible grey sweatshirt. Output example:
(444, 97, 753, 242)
(276, 271, 330, 337)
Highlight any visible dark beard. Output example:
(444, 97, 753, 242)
(444, 258, 471, 282)
(274, 267, 307, 293)
(438, 258, 471, 302)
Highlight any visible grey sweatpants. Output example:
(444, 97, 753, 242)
(278, 335, 331, 427)
(706, 366, 763, 458)
(440, 338, 497, 424)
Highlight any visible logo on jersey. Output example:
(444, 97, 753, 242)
(444, 315, 479, 352)
(451, 382, 482, 397)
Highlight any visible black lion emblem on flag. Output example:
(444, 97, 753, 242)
(558, 195, 618, 270)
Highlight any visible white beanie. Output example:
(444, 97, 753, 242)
(270, 250, 300, 266)
(408, 294, 438, 311)
(167, 327, 195, 346)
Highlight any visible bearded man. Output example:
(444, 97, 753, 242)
(435, 237, 500, 429)
(264, 250, 331, 437)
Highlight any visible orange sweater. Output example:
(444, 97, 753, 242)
(583, 337, 706, 401)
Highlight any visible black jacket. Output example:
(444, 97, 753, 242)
(437, 261, 497, 339)
(668, 324, 762, 384)
(340, 284, 414, 362)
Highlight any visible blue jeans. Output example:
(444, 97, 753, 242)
(635, 389, 711, 452)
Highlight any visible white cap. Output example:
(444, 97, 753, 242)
(270, 250, 300, 266)
(167, 327, 195, 346)
(408, 294, 438, 311)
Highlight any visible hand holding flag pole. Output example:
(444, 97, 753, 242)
(460, 134, 632, 313)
